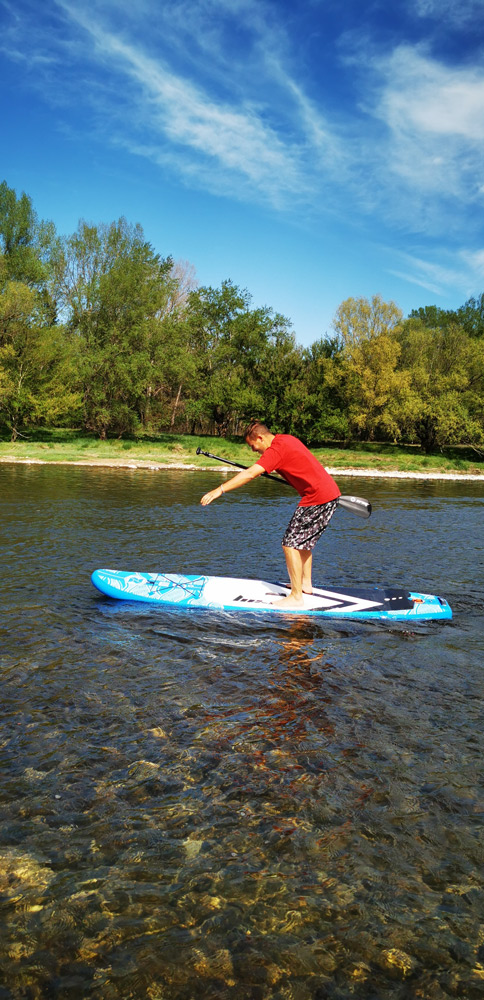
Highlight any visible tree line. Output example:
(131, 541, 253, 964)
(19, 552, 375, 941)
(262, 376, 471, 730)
(1, 179, 483, 451)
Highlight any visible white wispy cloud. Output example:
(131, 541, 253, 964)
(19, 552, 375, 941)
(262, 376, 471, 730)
(350, 42, 484, 240)
(375, 46, 484, 144)
(387, 248, 484, 299)
(44, 0, 343, 209)
(412, 0, 484, 27)
(2, 0, 484, 270)
(94, 31, 300, 187)
(387, 269, 445, 296)
(460, 248, 484, 279)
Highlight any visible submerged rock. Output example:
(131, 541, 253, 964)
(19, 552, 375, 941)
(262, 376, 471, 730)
(192, 946, 235, 985)
(380, 947, 418, 977)
(126, 760, 161, 780)
(0, 848, 55, 899)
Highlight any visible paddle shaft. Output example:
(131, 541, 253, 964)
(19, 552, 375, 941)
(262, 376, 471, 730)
(195, 447, 371, 517)
(196, 447, 292, 487)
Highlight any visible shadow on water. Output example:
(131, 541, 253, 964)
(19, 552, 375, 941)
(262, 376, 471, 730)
(0, 464, 483, 998)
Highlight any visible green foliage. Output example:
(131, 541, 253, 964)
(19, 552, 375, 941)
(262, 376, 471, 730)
(456, 294, 484, 338)
(183, 280, 294, 434)
(55, 218, 174, 437)
(0, 269, 81, 437)
(327, 296, 407, 441)
(333, 294, 403, 351)
(408, 304, 456, 330)
(0, 180, 482, 453)
(410, 295, 484, 338)
(396, 318, 484, 450)
(0, 180, 58, 292)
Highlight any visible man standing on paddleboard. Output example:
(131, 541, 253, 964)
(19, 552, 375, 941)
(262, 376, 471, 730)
(200, 421, 340, 609)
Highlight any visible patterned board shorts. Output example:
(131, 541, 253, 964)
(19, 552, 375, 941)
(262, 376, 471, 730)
(282, 500, 338, 551)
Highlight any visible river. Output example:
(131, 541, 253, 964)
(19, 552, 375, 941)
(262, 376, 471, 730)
(1, 463, 483, 999)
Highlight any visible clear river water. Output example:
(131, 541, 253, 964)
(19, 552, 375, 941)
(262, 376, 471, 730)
(1, 462, 483, 1000)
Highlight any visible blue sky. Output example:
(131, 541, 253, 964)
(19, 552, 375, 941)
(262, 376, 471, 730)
(1, 0, 484, 345)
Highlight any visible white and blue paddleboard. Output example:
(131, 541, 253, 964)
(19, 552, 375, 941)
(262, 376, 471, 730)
(91, 570, 452, 622)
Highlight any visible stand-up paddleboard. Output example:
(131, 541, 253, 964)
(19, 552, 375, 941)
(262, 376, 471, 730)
(91, 570, 452, 622)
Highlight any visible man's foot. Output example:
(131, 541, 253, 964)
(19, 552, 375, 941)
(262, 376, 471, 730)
(282, 581, 312, 595)
(272, 593, 306, 609)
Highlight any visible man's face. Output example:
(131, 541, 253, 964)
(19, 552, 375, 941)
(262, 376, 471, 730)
(246, 434, 265, 454)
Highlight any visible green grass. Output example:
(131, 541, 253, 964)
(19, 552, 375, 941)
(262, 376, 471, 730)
(0, 429, 482, 476)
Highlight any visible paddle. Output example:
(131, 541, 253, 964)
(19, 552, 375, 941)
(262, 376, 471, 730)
(196, 447, 292, 487)
(195, 447, 372, 518)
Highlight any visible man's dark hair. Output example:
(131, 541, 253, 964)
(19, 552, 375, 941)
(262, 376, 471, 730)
(244, 420, 271, 440)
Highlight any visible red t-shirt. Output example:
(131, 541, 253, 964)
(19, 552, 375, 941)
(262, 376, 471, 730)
(256, 434, 340, 507)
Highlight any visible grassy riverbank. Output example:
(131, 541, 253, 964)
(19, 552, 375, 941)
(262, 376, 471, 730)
(0, 428, 482, 477)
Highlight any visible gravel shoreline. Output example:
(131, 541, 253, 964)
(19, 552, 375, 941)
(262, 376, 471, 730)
(1, 455, 482, 482)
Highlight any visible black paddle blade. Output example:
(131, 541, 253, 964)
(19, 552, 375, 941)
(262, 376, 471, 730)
(337, 495, 372, 518)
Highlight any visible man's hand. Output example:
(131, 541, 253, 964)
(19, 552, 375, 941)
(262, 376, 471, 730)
(200, 486, 224, 505)
(200, 463, 264, 506)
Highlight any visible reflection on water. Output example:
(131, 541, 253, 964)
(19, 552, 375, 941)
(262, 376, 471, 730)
(1, 464, 484, 998)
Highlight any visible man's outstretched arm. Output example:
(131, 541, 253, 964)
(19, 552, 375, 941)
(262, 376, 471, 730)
(200, 463, 264, 505)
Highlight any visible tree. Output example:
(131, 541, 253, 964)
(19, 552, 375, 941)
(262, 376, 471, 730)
(409, 296, 484, 338)
(0, 180, 58, 293)
(164, 259, 197, 317)
(291, 337, 348, 443)
(54, 218, 174, 437)
(333, 294, 403, 353)
(0, 260, 80, 438)
(328, 296, 408, 440)
(396, 318, 484, 450)
(183, 281, 293, 434)
(408, 304, 457, 330)
(456, 294, 484, 339)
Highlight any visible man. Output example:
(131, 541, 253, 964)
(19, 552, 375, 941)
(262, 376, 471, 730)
(200, 421, 340, 609)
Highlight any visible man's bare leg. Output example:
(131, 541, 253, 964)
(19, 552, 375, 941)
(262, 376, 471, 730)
(301, 550, 312, 594)
(272, 546, 312, 608)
